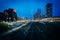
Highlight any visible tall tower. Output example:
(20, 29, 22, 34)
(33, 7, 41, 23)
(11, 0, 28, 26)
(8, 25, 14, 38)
(46, 3, 52, 17)
(34, 9, 41, 20)
(37, 9, 41, 18)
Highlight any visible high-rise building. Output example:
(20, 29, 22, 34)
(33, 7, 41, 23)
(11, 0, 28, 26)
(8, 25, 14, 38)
(42, 14, 47, 18)
(0, 12, 5, 21)
(34, 9, 41, 20)
(46, 3, 52, 17)
(3, 9, 17, 22)
(4, 10, 9, 21)
(8, 9, 17, 21)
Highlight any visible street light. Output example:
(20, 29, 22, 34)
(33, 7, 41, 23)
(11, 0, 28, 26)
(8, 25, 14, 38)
(13, 10, 16, 12)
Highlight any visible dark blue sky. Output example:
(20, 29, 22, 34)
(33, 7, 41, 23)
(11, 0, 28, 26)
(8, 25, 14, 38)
(0, 0, 60, 19)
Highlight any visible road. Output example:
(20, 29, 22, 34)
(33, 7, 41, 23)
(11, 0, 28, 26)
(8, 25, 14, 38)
(0, 22, 60, 40)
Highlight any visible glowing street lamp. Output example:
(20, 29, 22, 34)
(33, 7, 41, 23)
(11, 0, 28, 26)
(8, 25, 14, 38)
(13, 10, 16, 12)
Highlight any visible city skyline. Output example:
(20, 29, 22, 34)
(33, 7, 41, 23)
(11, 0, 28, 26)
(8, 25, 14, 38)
(0, 0, 60, 19)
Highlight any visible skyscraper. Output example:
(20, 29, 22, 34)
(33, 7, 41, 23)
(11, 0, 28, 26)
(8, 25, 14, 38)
(46, 3, 52, 17)
(34, 9, 41, 20)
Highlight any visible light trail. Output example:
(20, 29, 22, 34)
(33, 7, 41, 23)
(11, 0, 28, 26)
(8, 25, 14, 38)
(2, 22, 29, 35)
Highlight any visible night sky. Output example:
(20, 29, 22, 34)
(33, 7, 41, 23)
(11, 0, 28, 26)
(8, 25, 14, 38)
(0, 0, 60, 19)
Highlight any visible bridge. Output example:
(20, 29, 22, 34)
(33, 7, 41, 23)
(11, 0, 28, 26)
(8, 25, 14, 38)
(16, 18, 60, 22)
